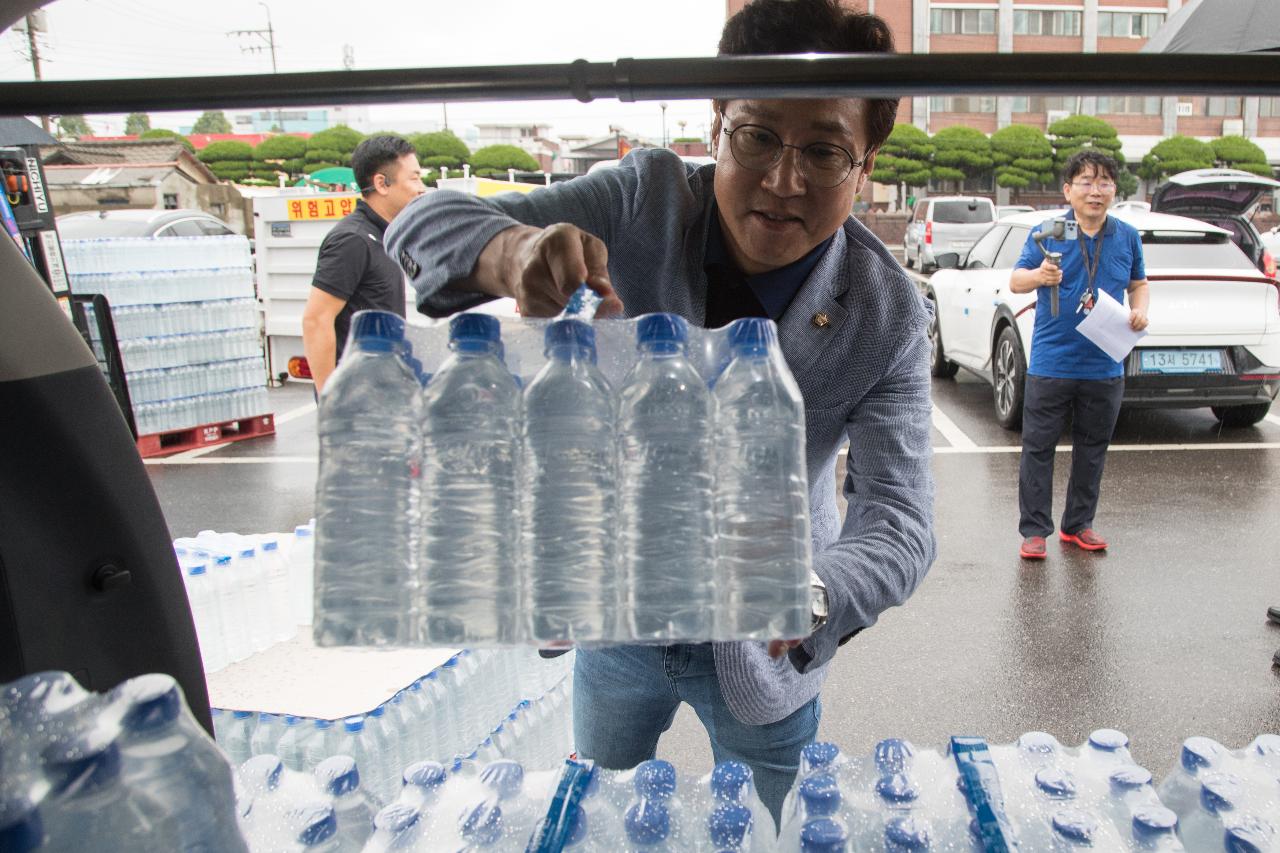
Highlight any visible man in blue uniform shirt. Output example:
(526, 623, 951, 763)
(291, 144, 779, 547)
(1011, 150, 1149, 560)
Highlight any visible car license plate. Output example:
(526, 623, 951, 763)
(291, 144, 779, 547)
(1139, 349, 1223, 374)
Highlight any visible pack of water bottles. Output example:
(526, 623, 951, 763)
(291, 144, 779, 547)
(0, 670, 248, 852)
(214, 648, 575, 804)
(1156, 734, 1280, 852)
(63, 235, 269, 436)
(313, 297, 812, 649)
(175, 525, 315, 672)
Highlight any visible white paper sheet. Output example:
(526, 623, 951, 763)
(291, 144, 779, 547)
(1075, 288, 1146, 362)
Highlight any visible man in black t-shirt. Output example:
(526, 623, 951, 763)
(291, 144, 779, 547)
(302, 135, 426, 392)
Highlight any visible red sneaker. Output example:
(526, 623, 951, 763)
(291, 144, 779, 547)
(1019, 536, 1047, 560)
(1060, 528, 1108, 551)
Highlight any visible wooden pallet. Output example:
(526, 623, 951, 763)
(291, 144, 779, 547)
(136, 413, 276, 458)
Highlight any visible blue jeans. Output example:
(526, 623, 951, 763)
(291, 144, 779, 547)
(572, 643, 821, 827)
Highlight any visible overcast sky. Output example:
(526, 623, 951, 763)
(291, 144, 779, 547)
(2, 0, 729, 140)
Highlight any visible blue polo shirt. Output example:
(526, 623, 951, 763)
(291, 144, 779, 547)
(1014, 211, 1144, 379)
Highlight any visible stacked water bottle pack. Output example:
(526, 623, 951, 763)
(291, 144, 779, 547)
(175, 524, 316, 673)
(215, 649, 575, 805)
(313, 300, 812, 649)
(1156, 735, 1280, 852)
(62, 234, 269, 436)
(0, 670, 249, 852)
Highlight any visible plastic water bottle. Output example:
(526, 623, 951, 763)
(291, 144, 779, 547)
(399, 760, 448, 810)
(712, 318, 811, 640)
(305, 719, 337, 770)
(314, 755, 378, 851)
(260, 537, 295, 643)
(521, 318, 617, 644)
(800, 817, 849, 853)
(330, 718, 384, 806)
(114, 673, 248, 852)
(313, 311, 422, 647)
(182, 559, 228, 672)
(222, 710, 258, 767)
(362, 802, 425, 852)
(617, 314, 716, 641)
(420, 313, 521, 645)
(276, 715, 311, 771)
(39, 730, 171, 852)
(252, 711, 282, 758)
(289, 523, 315, 628)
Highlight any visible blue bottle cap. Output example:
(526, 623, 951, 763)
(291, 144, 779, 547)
(368, 706, 385, 719)
(885, 815, 932, 852)
(315, 755, 360, 796)
(545, 318, 597, 358)
(1088, 728, 1129, 752)
(1132, 806, 1178, 837)
(1051, 809, 1097, 844)
(215, 555, 232, 567)
(352, 310, 406, 345)
(314, 719, 333, 730)
(292, 802, 337, 847)
(460, 800, 503, 846)
(259, 712, 279, 724)
(708, 803, 753, 847)
(625, 801, 671, 845)
(373, 802, 421, 834)
(294, 525, 313, 537)
(240, 754, 284, 792)
(0, 796, 42, 853)
(481, 759, 525, 800)
(119, 673, 181, 732)
(800, 817, 848, 853)
(342, 715, 364, 733)
(1252, 734, 1280, 758)
(42, 729, 121, 795)
(449, 312, 501, 348)
(564, 805, 588, 847)
(799, 773, 842, 816)
(188, 563, 208, 576)
(1017, 731, 1060, 754)
(636, 313, 688, 351)
(1200, 773, 1245, 815)
(1109, 765, 1153, 790)
(634, 759, 677, 799)
(1225, 816, 1276, 853)
(876, 772, 920, 803)
(710, 761, 753, 801)
(1035, 767, 1078, 799)
(1181, 736, 1222, 773)
(875, 738, 915, 774)
(726, 317, 775, 356)
(403, 760, 447, 791)
(238, 547, 255, 559)
(282, 715, 304, 727)
(801, 742, 840, 773)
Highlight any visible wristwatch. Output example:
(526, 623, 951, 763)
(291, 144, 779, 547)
(809, 571, 829, 632)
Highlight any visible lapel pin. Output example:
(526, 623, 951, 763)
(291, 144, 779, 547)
(811, 312, 830, 328)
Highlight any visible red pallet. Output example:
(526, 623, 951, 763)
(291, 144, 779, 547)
(136, 412, 276, 458)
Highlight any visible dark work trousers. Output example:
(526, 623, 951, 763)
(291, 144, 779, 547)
(1018, 375, 1125, 538)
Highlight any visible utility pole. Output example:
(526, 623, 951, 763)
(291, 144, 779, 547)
(229, 3, 283, 132)
(22, 14, 49, 133)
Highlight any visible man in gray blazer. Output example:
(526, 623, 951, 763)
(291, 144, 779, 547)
(387, 0, 936, 822)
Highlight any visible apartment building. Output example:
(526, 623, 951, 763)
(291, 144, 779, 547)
(724, 0, 1280, 174)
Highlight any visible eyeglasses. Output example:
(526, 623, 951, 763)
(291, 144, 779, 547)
(1071, 180, 1117, 192)
(721, 120, 863, 188)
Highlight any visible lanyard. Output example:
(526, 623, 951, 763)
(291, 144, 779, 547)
(1077, 221, 1106, 309)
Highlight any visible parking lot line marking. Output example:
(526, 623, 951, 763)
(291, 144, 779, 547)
(274, 401, 317, 426)
(931, 405, 978, 449)
(144, 456, 317, 465)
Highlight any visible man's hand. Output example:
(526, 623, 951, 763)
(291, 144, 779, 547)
(1037, 257, 1063, 288)
(1129, 308, 1149, 331)
(505, 223, 624, 318)
(767, 639, 804, 659)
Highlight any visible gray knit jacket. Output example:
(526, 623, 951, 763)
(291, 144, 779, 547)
(386, 149, 937, 726)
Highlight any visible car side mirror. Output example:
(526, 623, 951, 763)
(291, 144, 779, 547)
(935, 252, 961, 270)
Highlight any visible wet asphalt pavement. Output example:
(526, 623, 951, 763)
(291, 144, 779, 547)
(145, 355, 1280, 778)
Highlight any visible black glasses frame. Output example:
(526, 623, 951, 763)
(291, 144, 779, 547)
(720, 121, 864, 188)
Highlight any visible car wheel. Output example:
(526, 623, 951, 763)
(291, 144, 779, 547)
(992, 325, 1026, 431)
(1211, 402, 1272, 428)
(927, 297, 960, 379)
(905, 247, 914, 269)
